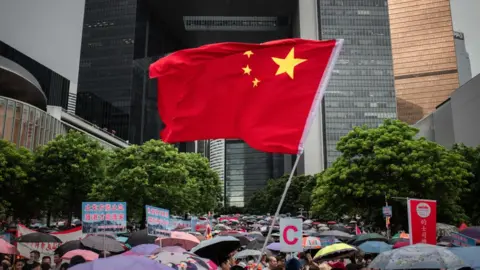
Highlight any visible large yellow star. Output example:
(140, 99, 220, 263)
(242, 65, 252, 75)
(244, 50, 254, 58)
(272, 47, 307, 79)
(252, 78, 261, 87)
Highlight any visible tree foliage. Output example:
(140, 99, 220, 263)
(89, 140, 222, 221)
(312, 119, 470, 228)
(34, 131, 108, 224)
(0, 140, 36, 220)
(245, 174, 316, 215)
(452, 144, 480, 225)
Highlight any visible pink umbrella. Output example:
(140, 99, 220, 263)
(155, 231, 200, 250)
(62, 249, 99, 261)
(0, 238, 16, 254)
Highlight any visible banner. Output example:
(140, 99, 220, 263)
(407, 198, 437, 245)
(451, 232, 477, 247)
(146, 205, 170, 236)
(168, 218, 190, 230)
(17, 241, 61, 259)
(17, 224, 84, 243)
(82, 202, 127, 234)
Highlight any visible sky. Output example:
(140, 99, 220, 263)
(450, 0, 480, 77)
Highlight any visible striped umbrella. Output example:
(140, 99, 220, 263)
(303, 236, 322, 250)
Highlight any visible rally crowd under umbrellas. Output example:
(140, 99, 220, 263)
(0, 215, 479, 270)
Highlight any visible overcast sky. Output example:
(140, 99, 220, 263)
(450, 0, 480, 77)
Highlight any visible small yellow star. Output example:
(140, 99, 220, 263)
(272, 47, 307, 79)
(244, 50, 254, 58)
(252, 78, 260, 87)
(242, 65, 252, 75)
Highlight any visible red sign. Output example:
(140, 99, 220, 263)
(407, 199, 437, 245)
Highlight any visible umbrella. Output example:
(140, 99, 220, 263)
(55, 240, 83, 256)
(81, 235, 125, 253)
(126, 229, 157, 247)
(234, 249, 262, 259)
(152, 246, 187, 254)
(330, 225, 350, 233)
(246, 238, 273, 250)
(368, 244, 468, 270)
(247, 232, 264, 240)
(318, 230, 353, 240)
(16, 232, 62, 243)
(437, 223, 458, 237)
(266, 242, 281, 251)
(351, 233, 388, 245)
(191, 236, 240, 265)
(449, 246, 480, 270)
(62, 249, 99, 261)
(0, 238, 16, 254)
(392, 241, 410, 249)
(460, 226, 480, 240)
(157, 231, 200, 250)
(69, 255, 174, 270)
(129, 244, 161, 255)
(303, 236, 322, 250)
(149, 251, 214, 270)
(358, 241, 392, 254)
(313, 243, 357, 261)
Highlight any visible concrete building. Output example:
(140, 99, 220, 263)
(414, 74, 480, 148)
(388, 0, 460, 124)
(454, 31, 473, 86)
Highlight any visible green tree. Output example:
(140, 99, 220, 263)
(452, 143, 480, 225)
(178, 152, 223, 213)
(311, 119, 470, 228)
(0, 140, 38, 220)
(245, 174, 317, 215)
(89, 140, 191, 222)
(34, 131, 108, 224)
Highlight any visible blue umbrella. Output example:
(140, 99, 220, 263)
(358, 241, 392, 254)
(70, 255, 174, 270)
(266, 242, 281, 251)
(130, 244, 161, 255)
(449, 246, 480, 270)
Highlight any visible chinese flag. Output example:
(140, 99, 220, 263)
(150, 38, 343, 154)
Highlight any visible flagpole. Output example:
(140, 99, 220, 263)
(256, 153, 302, 265)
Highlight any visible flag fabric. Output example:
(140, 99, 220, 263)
(150, 38, 343, 154)
(355, 224, 362, 235)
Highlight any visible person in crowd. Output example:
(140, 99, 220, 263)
(68, 256, 86, 268)
(41, 256, 51, 268)
(41, 262, 52, 270)
(1, 259, 11, 270)
(31, 262, 42, 270)
(13, 260, 25, 270)
(24, 251, 41, 269)
(59, 263, 69, 270)
(260, 254, 268, 268)
(53, 254, 62, 270)
(286, 258, 302, 270)
(268, 256, 278, 268)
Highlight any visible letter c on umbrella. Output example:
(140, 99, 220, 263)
(283, 225, 298, 245)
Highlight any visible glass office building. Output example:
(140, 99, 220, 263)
(318, 0, 397, 166)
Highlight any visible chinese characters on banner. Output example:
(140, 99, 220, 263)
(146, 205, 170, 236)
(407, 198, 437, 245)
(82, 202, 127, 234)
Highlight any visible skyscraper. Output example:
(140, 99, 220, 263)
(318, 0, 397, 166)
(388, 0, 459, 124)
(454, 31, 472, 86)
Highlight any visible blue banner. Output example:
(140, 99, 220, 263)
(146, 205, 170, 236)
(451, 232, 477, 247)
(319, 236, 336, 247)
(191, 217, 198, 232)
(82, 202, 127, 234)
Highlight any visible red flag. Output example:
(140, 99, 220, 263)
(459, 222, 468, 230)
(355, 224, 361, 235)
(150, 38, 343, 154)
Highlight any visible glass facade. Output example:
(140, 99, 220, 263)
(0, 96, 64, 150)
(318, 0, 397, 166)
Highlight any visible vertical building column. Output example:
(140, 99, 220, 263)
(296, 0, 326, 174)
(67, 81, 78, 114)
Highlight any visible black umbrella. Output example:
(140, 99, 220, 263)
(126, 229, 157, 247)
(246, 238, 273, 250)
(17, 232, 62, 243)
(330, 225, 351, 233)
(191, 236, 240, 265)
(54, 240, 83, 256)
(81, 235, 125, 253)
(229, 234, 252, 246)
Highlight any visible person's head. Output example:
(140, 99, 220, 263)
(41, 262, 51, 270)
(54, 253, 62, 265)
(286, 258, 301, 270)
(14, 260, 25, 270)
(60, 262, 69, 270)
(268, 256, 278, 267)
(30, 250, 41, 262)
(69, 255, 86, 267)
(42, 256, 51, 265)
(2, 260, 11, 270)
(31, 262, 41, 270)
